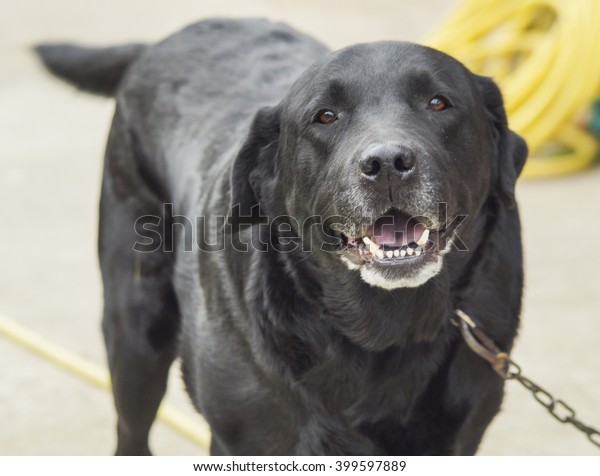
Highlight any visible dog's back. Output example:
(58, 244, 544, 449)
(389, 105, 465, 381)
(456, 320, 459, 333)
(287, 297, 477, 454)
(38, 19, 327, 209)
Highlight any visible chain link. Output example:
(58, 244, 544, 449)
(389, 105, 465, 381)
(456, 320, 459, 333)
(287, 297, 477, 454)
(453, 309, 600, 450)
(506, 359, 600, 449)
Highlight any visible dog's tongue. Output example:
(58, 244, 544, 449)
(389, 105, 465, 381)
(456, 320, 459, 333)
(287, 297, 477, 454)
(368, 212, 425, 247)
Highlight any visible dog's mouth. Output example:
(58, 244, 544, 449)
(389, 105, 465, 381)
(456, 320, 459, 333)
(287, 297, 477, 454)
(337, 209, 445, 267)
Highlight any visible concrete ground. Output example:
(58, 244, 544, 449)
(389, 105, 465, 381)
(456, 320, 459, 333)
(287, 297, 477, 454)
(1, 0, 599, 456)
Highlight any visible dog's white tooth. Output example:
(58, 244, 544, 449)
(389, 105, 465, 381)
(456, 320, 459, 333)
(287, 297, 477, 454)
(386, 250, 393, 258)
(367, 242, 377, 255)
(363, 236, 374, 246)
(416, 229, 430, 246)
(400, 248, 406, 257)
(393, 249, 400, 257)
(375, 248, 385, 259)
(415, 247, 422, 256)
(407, 247, 414, 256)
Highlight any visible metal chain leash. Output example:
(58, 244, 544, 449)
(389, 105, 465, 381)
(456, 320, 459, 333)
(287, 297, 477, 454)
(453, 309, 600, 449)
(507, 361, 600, 448)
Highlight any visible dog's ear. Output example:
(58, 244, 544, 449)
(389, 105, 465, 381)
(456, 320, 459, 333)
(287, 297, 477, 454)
(227, 105, 281, 230)
(476, 75, 528, 208)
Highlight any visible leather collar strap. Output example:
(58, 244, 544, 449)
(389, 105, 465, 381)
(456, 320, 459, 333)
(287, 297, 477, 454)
(452, 309, 511, 378)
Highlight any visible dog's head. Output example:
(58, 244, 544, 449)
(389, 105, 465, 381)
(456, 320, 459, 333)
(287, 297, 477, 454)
(229, 42, 527, 289)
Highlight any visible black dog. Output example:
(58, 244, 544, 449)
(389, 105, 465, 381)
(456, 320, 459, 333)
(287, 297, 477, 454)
(37, 18, 527, 455)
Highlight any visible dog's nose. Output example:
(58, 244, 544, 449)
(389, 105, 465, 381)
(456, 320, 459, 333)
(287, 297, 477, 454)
(359, 143, 416, 179)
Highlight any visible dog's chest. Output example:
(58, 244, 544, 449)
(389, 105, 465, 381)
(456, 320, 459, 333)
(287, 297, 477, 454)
(290, 343, 457, 455)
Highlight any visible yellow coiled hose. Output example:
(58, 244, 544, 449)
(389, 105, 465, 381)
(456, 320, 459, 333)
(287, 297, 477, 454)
(427, 0, 600, 178)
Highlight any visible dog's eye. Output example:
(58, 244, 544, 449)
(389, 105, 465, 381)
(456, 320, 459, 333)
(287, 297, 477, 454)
(427, 96, 450, 112)
(315, 110, 338, 124)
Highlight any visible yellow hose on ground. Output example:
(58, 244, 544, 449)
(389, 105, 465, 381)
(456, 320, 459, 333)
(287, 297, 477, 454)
(427, 0, 600, 178)
(0, 312, 210, 450)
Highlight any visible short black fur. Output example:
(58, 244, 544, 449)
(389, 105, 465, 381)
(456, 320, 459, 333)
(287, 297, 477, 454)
(37, 18, 527, 455)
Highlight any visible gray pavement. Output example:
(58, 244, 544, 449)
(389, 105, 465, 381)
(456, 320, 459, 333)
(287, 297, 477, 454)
(1, 0, 599, 456)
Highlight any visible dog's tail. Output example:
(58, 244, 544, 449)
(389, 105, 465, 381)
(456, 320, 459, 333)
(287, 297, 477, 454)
(35, 43, 146, 96)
